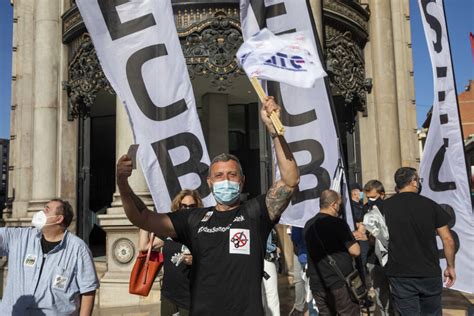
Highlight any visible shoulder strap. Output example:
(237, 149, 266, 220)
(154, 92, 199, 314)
(312, 223, 348, 282)
(145, 232, 155, 264)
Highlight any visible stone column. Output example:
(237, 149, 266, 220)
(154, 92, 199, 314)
(391, 0, 418, 168)
(1, 0, 36, 297)
(310, 0, 324, 46)
(370, 0, 401, 192)
(358, 0, 380, 183)
(56, 1, 78, 232)
(28, 0, 61, 213)
(202, 93, 229, 159)
(98, 98, 157, 308)
(4, 0, 35, 225)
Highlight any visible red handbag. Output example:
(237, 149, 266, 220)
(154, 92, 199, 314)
(129, 232, 164, 296)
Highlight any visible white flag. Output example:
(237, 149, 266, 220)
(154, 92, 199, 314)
(240, 0, 354, 229)
(76, 0, 215, 212)
(418, 0, 474, 293)
(236, 28, 326, 88)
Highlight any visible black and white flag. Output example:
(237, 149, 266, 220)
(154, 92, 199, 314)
(240, 0, 354, 229)
(418, 0, 473, 292)
(76, 0, 215, 211)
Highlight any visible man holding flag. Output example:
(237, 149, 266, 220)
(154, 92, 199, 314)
(117, 97, 299, 315)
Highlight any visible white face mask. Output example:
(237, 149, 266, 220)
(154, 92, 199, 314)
(31, 211, 57, 230)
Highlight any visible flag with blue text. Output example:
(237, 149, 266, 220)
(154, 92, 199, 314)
(236, 28, 326, 88)
(239, 0, 354, 229)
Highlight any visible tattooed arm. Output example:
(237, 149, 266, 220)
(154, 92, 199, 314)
(260, 97, 300, 221)
(266, 181, 296, 221)
(117, 155, 177, 238)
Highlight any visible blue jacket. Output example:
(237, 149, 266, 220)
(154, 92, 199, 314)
(291, 226, 307, 265)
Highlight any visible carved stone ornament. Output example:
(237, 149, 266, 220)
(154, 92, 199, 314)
(326, 31, 369, 113)
(178, 12, 244, 91)
(323, 0, 369, 38)
(63, 34, 114, 120)
(112, 238, 135, 265)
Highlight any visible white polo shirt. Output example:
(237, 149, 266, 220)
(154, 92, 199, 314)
(0, 227, 99, 315)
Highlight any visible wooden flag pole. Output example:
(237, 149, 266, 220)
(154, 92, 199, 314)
(250, 77, 285, 136)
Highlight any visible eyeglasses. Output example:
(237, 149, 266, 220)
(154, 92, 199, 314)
(180, 203, 197, 209)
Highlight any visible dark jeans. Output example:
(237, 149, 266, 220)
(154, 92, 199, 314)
(367, 263, 395, 316)
(388, 276, 442, 316)
(357, 240, 369, 283)
(161, 295, 190, 316)
(313, 286, 360, 316)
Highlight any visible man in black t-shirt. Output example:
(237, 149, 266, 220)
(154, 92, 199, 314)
(117, 97, 299, 316)
(380, 167, 456, 316)
(304, 189, 361, 315)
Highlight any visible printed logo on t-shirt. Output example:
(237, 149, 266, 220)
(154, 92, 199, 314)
(170, 245, 191, 266)
(229, 228, 250, 255)
(201, 211, 213, 222)
(233, 215, 245, 222)
(24, 254, 37, 267)
(52, 274, 69, 290)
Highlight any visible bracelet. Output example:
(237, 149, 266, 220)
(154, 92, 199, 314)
(270, 132, 279, 139)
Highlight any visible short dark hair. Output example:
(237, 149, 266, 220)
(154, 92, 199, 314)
(394, 167, 418, 190)
(349, 183, 362, 192)
(363, 180, 385, 194)
(209, 153, 244, 177)
(320, 189, 341, 209)
(50, 198, 74, 228)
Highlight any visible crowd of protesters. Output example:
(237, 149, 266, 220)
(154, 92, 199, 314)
(0, 96, 456, 316)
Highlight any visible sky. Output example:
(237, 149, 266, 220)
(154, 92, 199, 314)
(0, 0, 472, 139)
(410, 0, 474, 126)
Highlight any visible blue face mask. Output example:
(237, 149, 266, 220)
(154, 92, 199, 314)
(212, 180, 241, 205)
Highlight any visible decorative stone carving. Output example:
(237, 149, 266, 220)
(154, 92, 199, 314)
(326, 31, 368, 111)
(62, 5, 84, 44)
(112, 238, 135, 265)
(323, 0, 370, 129)
(323, 0, 369, 41)
(63, 34, 114, 120)
(177, 11, 244, 91)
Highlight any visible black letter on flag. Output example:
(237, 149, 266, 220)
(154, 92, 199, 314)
(98, 0, 156, 41)
(437, 204, 460, 258)
(288, 139, 331, 204)
(151, 133, 211, 200)
(126, 44, 188, 121)
(420, 0, 443, 53)
(429, 138, 457, 192)
(267, 84, 317, 126)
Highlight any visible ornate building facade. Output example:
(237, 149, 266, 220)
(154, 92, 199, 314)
(2, 0, 418, 307)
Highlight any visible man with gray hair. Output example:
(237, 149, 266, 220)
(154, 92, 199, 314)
(0, 199, 99, 315)
(117, 97, 299, 315)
